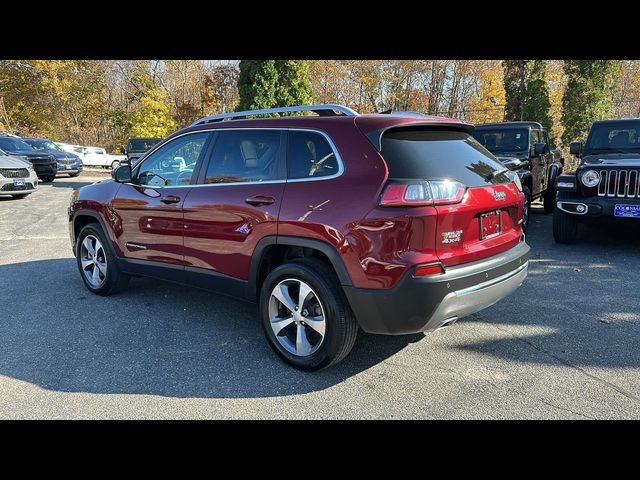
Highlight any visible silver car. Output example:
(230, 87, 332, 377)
(0, 149, 39, 198)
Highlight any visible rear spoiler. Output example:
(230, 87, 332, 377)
(365, 122, 475, 152)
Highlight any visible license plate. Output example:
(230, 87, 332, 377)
(13, 179, 25, 187)
(480, 209, 502, 240)
(614, 204, 640, 218)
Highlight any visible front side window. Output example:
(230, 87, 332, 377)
(203, 130, 282, 184)
(136, 132, 210, 187)
(287, 131, 339, 179)
(529, 129, 540, 150)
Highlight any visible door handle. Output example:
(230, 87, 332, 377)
(160, 195, 181, 204)
(245, 195, 275, 206)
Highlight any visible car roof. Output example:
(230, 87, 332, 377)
(176, 113, 471, 135)
(591, 118, 640, 126)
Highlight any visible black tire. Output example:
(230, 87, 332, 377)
(521, 185, 532, 232)
(259, 258, 358, 371)
(41, 175, 55, 183)
(76, 223, 130, 295)
(553, 206, 579, 243)
(11, 193, 29, 199)
(543, 185, 556, 214)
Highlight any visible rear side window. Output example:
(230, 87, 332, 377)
(381, 128, 510, 187)
(203, 130, 282, 184)
(287, 131, 339, 179)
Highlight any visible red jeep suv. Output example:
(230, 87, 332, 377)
(68, 104, 529, 370)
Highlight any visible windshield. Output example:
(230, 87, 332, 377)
(24, 139, 62, 152)
(584, 124, 640, 155)
(128, 138, 160, 153)
(473, 128, 529, 153)
(0, 137, 35, 151)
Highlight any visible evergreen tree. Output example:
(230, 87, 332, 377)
(503, 60, 554, 143)
(236, 60, 279, 112)
(503, 60, 528, 121)
(273, 60, 313, 109)
(561, 60, 622, 144)
(236, 60, 312, 113)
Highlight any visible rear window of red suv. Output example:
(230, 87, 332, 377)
(381, 128, 511, 187)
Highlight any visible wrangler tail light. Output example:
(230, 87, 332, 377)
(379, 180, 466, 206)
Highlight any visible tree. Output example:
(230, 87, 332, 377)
(129, 87, 176, 138)
(561, 60, 622, 144)
(236, 60, 279, 111)
(522, 61, 553, 133)
(503, 60, 554, 144)
(236, 60, 312, 112)
(503, 60, 528, 120)
(467, 60, 505, 124)
(273, 60, 312, 108)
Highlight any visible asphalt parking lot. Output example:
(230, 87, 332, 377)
(1, 173, 639, 419)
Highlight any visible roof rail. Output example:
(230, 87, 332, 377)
(190, 104, 358, 127)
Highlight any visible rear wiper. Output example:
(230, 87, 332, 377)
(487, 168, 508, 180)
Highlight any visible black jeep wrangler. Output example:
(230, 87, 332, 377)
(554, 118, 640, 243)
(474, 121, 564, 230)
(121, 137, 161, 164)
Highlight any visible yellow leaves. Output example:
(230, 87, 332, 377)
(467, 60, 505, 124)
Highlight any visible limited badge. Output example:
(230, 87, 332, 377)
(441, 229, 463, 244)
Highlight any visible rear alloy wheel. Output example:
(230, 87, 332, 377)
(76, 223, 130, 295)
(111, 160, 120, 170)
(553, 206, 579, 243)
(268, 278, 327, 357)
(260, 259, 358, 370)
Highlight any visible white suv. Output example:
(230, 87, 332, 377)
(0, 150, 38, 198)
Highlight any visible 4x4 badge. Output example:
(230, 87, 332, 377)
(494, 191, 507, 200)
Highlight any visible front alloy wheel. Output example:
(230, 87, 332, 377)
(80, 235, 108, 288)
(268, 278, 326, 357)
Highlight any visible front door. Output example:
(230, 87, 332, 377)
(182, 128, 285, 281)
(111, 131, 212, 266)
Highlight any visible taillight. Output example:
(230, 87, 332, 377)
(380, 180, 466, 206)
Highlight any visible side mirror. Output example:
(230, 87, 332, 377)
(120, 146, 126, 155)
(569, 142, 582, 156)
(534, 142, 547, 156)
(113, 164, 132, 183)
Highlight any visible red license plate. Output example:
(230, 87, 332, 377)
(480, 209, 502, 240)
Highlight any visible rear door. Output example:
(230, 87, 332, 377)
(182, 129, 285, 281)
(380, 128, 524, 267)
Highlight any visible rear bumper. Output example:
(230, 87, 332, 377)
(344, 240, 530, 335)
